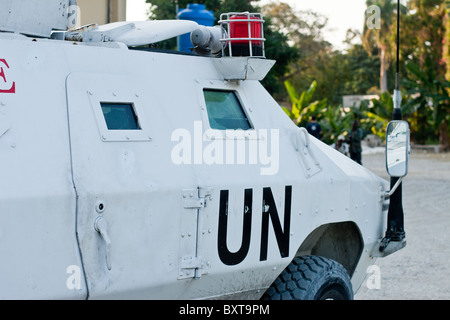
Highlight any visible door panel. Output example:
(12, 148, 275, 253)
(66, 72, 191, 298)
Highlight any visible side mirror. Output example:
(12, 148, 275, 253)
(386, 120, 410, 177)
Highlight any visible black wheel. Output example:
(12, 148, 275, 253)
(262, 255, 354, 300)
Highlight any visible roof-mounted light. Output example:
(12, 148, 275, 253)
(218, 12, 265, 58)
(189, 12, 273, 81)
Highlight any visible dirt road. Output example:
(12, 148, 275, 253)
(355, 150, 450, 300)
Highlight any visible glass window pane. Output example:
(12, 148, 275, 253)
(203, 90, 251, 130)
(101, 103, 140, 130)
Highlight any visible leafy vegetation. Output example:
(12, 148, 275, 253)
(268, 0, 450, 150)
(145, 0, 450, 150)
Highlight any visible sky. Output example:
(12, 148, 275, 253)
(126, 0, 368, 50)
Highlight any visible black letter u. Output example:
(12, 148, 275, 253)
(218, 189, 252, 266)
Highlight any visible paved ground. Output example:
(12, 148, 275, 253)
(355, 149, 450, 300)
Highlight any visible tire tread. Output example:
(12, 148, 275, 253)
(262, 255, 353, 300)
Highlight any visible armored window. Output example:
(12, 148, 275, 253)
(100, 103, 140, 130)
(203, 90, 252, 130)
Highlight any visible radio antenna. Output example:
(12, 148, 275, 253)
(395, 0, 400, 91)
(379, 0, 407, 255)
(393, 0, 402, 118)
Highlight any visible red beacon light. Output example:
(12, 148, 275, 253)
(219, 12, 265, 58)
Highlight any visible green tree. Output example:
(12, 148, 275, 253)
(403, 60, 450, 148)
(261, 15, 299, 97)
(262, 1, 330, 83)
(445, 1, 450, 82)
(400, 0, 449, 149)
(342, 44, 381, 95)
(362, 0, 399, 93)
(263, 2, 380, 105)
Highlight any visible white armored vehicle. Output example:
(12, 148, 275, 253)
(0, 1, 409, 300)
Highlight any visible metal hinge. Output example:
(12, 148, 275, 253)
(179, 187, 214, 280)
(182, 189, 206, 209)
(183, 197, 205, 209)
(179, 256, 206, 279)
(182, 187, 213, 209)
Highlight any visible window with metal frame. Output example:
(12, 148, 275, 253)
(100, 103, 141, 130)
(203, 90, 252, 130)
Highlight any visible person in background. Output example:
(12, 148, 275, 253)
(306, 116, 322, 140)
(332, 135, 349, 157)
(347, 120, 363, 165)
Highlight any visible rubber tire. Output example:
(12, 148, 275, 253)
(262, 255, 354, 300)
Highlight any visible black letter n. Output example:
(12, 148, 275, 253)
(260, 186, 292, 261)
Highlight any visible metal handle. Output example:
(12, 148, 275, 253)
(94, 216, 112, 270)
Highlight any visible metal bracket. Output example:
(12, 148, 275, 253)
(370, 237, 407, 258)
(212, 57, 275, 81)
(295, 128, 322, 178)
(383, 176, 404, 199)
